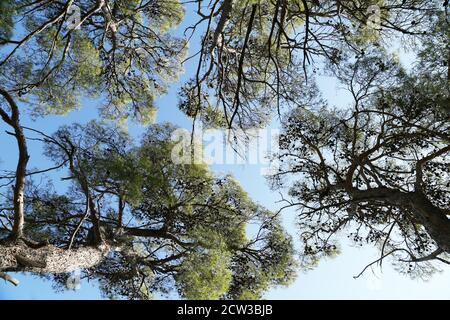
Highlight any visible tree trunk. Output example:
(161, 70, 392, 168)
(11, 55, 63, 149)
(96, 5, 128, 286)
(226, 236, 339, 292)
(0, 243, 110, 273)
(212, 0, 233, 48)
(0, 88, 28, 239)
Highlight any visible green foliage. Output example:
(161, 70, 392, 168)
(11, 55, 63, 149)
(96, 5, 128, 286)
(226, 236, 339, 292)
(177, 227, 232, 300)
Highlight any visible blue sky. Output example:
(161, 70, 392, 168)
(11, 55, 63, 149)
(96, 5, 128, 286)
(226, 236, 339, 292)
(1, 3, 450, 300)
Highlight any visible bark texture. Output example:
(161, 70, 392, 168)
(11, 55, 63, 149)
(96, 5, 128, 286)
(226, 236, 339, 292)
(0, 243, 110, 273)
(0, 88, 28, 239)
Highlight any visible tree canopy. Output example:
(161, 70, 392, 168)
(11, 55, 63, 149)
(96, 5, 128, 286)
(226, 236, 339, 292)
(0, 0, 185, 123)
(271, 15, 450, 277)
(0, 0, 449, 298)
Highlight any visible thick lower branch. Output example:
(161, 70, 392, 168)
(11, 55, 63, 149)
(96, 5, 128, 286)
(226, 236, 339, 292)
(0, 243, 110, 273)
